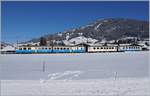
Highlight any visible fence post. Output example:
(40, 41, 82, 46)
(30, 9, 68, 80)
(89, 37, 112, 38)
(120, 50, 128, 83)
(42, 61, 45, 72)
(114, 72, 117, 80)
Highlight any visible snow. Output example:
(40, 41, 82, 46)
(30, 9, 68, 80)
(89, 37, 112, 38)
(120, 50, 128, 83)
(94, 23, 103, 31)
(103, 20, 108, 22)
(57, 33, 62, 37)
(46, 71, 83, 80)
(78, 32, 83, 36)
(120, 37, 137, 40)
(100, 38, 107, 43)
(85, 24, 93, 27)
(0, 51, 149, 80)
(15, 42, 40, 47)
(107, 40, 116, 43)
(69, 36, 98, 44)
(81, 26, 86, 29)
(63, 36, 98, 45)
(62, 40, 75, 45)
(1, 78, 150, 96)
(65, 33, 70, 40)
(0, 51, 149, 95)
(1, 46, 15, 51)
(72, 29, 76, 32)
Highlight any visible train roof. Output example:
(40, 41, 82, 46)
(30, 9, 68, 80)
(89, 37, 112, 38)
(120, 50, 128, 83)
(89, 43, 118, 47)
(119, 44, 143, 46)
(17, 45, 85, 47)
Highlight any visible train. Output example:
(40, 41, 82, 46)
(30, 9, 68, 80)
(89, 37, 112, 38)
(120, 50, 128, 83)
(15, 45, 85, 53)
(13, 43, 143, 54)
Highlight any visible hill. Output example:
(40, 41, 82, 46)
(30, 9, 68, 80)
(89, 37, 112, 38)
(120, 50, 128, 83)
(27, 18, 149, 45)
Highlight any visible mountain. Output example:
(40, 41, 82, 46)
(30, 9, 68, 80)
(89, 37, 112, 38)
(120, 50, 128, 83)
(27, 18, 149, 45)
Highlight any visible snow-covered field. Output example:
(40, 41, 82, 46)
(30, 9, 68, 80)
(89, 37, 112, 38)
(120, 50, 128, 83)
(1, 78, 150, 96)
(0, 51, 149, 96)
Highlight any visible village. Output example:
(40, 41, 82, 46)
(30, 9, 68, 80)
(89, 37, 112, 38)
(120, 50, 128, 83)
(1, 37, 149, 54)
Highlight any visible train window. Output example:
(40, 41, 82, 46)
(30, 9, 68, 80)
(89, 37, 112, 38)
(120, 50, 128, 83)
(19, 48, 22, 50)
(23, 48, 26, 50)
(93, 47, 96, 50)
(49, 48, 51, 50)
(60, 48, 63, 50)
(42, 48, 44, 49)
(112, 47, 114, 49)
(101, 47, 103, 49)
(97, 47, 99, 49)
(67, 48, 69, 50)
(28, 48, 31, 50)
(64, 48, 66, 50)
(57, 48, 59, 50)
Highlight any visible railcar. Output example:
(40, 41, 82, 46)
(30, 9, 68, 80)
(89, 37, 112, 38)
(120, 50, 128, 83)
(16, 46, 35, 53)
(52, 46, 72, 53)
(118, 44, 143, 52)
(36, 46, 53, 53)
(15, 45, 86, 54)
(71, 46, 86, 53)
(15, 46, 53, 53)
(87, 45, 118, 52)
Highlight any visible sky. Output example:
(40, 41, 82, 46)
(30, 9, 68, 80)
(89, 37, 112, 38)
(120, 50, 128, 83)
(1, 1, 149, 43)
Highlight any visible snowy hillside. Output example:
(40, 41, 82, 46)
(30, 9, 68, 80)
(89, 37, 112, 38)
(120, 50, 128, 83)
(26, 18, 149, 45)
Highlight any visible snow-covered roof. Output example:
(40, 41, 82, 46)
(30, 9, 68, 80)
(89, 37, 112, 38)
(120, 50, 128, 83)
(119, 44, 143, 46)
(90, 44, 118, 47)
(1, 46, 15, 51)
(69, 36, 98, 44)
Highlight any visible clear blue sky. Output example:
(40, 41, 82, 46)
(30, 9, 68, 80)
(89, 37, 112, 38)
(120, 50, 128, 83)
(1, 1, 149, 43)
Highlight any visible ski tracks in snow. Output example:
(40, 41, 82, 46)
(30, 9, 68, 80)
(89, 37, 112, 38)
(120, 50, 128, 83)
(40, 70, 83, 83)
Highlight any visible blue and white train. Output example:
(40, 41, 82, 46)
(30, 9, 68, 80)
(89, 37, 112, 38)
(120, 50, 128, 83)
(14, 44, 143, 54)
(15, 45, 86, 54)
